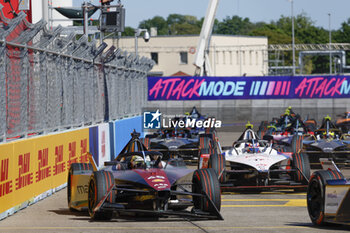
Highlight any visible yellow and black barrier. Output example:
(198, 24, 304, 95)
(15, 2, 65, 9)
(0, 129, 89, 218)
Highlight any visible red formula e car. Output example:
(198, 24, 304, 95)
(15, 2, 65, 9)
(67, 131, 223, 220)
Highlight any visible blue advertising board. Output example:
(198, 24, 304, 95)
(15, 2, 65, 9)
(148, 76, 350, 100)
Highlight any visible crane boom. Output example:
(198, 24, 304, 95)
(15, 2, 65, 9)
(193, 0, 220, 76)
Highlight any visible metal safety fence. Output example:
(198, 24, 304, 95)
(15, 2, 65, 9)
(0, 10, 154, 141)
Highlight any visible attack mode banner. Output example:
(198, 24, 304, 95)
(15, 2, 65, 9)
(148, 76, 350, 100)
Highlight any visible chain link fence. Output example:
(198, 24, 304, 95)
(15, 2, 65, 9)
(0, 11, 154, 141)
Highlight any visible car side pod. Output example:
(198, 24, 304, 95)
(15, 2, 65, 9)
(67, 163, 93, 211)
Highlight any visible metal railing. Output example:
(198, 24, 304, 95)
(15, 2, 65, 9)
(0, 10, 154, 141)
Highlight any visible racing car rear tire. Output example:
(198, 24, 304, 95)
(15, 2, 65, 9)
(88, 171, 115, 220)
(67, 163, 93, 211)
(142, 135, 152, 150)
(198, 134, 214, 169)
(208, 153, 226, 183)
(307, 170, 344, 226)
(291, 135, 302, 154)
(192, 168, 221, 213)
(199, 134, 211, 154)
(292, 152, 310, 184)
(257, 121, 268, 139)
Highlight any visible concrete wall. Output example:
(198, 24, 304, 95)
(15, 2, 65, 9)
(146, 98, 350, 126)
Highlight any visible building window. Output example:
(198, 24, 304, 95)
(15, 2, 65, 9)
(180, 52, 188, 64)
(242, 51, 246, 65)
(151, 52, 158, 64)
(256, 51, 259, 65)
(249, 51, 253, 65)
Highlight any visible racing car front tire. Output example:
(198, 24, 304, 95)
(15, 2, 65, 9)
(208, 153, 226, 183)
(67, 163, 93, 211)
(88, 171, 115, 220)
(292, 152, 310, 184)
(192, 168, 221, 214)
(307, 170, 344, 226)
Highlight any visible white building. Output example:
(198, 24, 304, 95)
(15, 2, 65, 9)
(105, 34, 268, 77)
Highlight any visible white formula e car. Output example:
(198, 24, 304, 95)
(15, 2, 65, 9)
(307, 158, 350, 226)
(200, 123, 310, 192)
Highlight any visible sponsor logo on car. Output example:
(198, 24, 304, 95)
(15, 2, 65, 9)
(327, 191, 338, 198)
(147, 175, 165, 180)
(152, 179, 165, 183)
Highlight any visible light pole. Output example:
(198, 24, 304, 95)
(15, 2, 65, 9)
(134, 28, 150, 57)
(82, 2, 89, 36)
(290, 0, 295, 76)
(329, 13, 332, 75)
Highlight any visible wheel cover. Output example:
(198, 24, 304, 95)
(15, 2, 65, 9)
(307, 179, 323, 220)
(88, 179, 96, 215)
(67, 172, 72, 204)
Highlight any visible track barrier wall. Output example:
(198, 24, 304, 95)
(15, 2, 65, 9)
(0, 117, 142, 220)
(113, 116, 143, 158)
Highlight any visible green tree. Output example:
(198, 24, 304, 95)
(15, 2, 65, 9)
(250, 24, 294, 44)
(172, 23, 201, 35)
(167, 14, 201, 35)
(167, 14, 186, 25)
(122, 27, 135, 36)
(216, 16, 255, 35)
(138, 16, 168, 35)
(333, 18, 350, 43)
(333, 18, 350, 70)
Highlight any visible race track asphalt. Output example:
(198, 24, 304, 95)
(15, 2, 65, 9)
(1, 132, 350, 233)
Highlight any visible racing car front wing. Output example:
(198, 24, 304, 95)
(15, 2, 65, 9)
(92, 185, 223, 220)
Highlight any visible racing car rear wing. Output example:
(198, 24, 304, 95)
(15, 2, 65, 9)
(88, 152, 99, 172)
(319, 158, 341, 173)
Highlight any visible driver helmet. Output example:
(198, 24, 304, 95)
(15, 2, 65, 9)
(322, 131, 334, 139)
(130, 155, 145, 168)
(284, 109, 290, 116)
(245, 143, 260, 153)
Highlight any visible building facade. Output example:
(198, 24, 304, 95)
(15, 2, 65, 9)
(105, 34, 268, 77)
